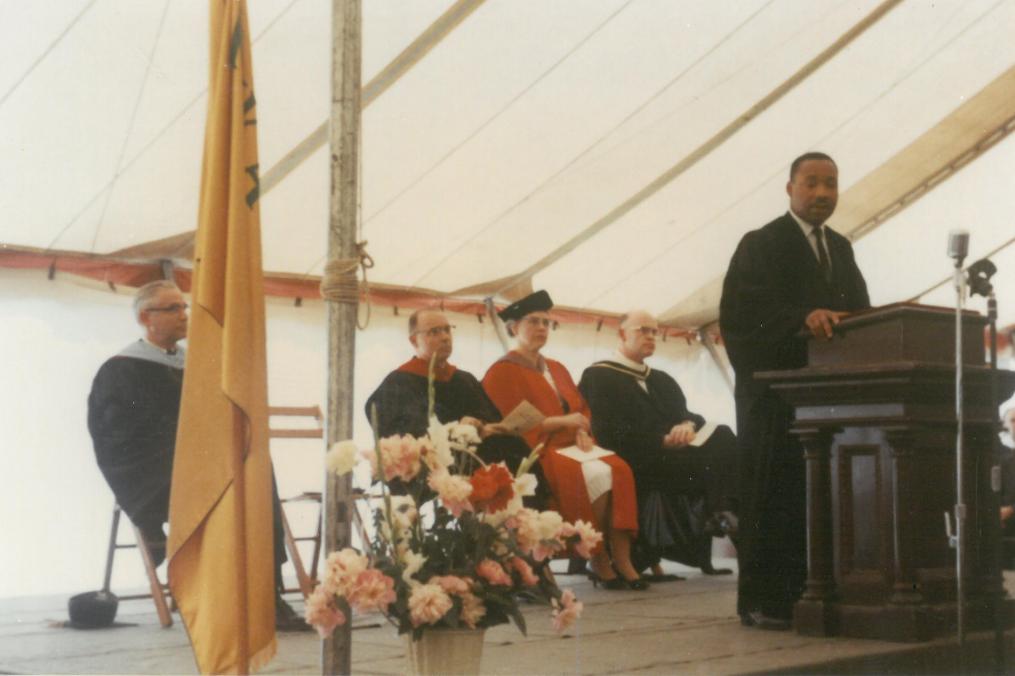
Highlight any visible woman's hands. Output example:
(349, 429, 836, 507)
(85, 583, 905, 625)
(543, 412, 594, 450)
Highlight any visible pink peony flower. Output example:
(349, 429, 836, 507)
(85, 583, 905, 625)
(346, 569, 397, 613)
(551, 589, 583, 632)
(561, 519, 603, 558)
(510, 508, 542, 555)
(430, 575, 472, 595)
(475, 559, 512, 587)
(530, 510, 567, 561)
(408, 583, 454, 627)
(428, 469, 474, 517)
(304, 585, 347, 638)
(373, 434, 423, 482)
(508, 557, 540, 586)
(459, 592, 487, 629)
(321, 548, 369, 596)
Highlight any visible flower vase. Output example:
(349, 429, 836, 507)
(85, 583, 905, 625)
(405, 627, 486, 675)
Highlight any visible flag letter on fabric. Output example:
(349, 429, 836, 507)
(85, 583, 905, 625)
(168, 1, 274, 672)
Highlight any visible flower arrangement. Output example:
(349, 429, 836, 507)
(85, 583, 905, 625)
(305, 370, 598, 640)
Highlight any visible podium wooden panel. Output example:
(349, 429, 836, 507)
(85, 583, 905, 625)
(758, 303, 1014, 642)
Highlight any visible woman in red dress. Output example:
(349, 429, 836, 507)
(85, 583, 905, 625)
(482, 291, 645, 589)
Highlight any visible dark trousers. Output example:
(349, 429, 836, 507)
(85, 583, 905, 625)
(734, 392, 806, 620)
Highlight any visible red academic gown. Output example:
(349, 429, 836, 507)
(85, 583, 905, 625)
(482, 352, 638, 536)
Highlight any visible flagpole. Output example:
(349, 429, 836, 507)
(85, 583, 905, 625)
(324, 0, 361, 674)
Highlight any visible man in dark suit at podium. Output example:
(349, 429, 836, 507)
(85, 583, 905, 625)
(719, 152, 870, 629)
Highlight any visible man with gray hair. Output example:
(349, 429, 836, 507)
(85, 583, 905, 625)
(579, 309, 739, 578)
(88, 280, 189, 565)
(87, 280, 310, 630)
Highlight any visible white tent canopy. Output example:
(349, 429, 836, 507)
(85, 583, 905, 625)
(3, 0, 1015, 324)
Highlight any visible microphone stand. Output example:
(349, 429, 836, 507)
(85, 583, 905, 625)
(986, 290, 1005, 674)
(952, 257, 967, 663)
(964, 258, 1003, 672)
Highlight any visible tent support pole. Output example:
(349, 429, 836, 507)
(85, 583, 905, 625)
(323, 1, 361, 674)
(698, 328, 734, 396)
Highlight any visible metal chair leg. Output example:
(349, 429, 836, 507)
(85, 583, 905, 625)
(280, 507, 314, 598)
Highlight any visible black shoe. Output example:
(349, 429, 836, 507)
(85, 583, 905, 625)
(622, 576, 650, 591)
(587, 571, 627, 590)
(642, 573, 684, 583)
(275, 596, 313, 632)
(739, 610, 791, 631)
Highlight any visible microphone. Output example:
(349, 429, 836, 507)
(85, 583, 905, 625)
(967, 258, 996, 298)
(948, 230, 969, 265)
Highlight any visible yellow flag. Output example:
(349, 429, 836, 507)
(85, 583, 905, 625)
(168, 1, 275, 672)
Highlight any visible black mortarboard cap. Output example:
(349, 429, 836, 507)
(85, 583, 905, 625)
(68, 590, 119, 628)
(497, 290, 553, 322)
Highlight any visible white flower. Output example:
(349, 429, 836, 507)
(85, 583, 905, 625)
(326, 440, 360, 476)
(536, 510, 565, 540)
(425, 417, 455, 469)
(448, 423, 481, 452)
(400, 549, 426, 583)
(514, 473, 537, 497)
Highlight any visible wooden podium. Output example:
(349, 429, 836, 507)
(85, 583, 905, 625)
(759, 303, 1014, 642)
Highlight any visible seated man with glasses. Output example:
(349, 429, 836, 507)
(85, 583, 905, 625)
(365, 308, 539, 488)
(578, 309, 739, 579)
(88, 281, 189, 563)
(88, 280, 310, 630)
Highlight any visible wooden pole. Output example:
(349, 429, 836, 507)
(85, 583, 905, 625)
(323, 0, 360, 673)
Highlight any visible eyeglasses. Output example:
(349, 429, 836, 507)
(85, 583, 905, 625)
(415, 324, 455, 338)
(523, 317, 552, 328)
(628, 326, 659, 337)
(146, 303, 189, 314)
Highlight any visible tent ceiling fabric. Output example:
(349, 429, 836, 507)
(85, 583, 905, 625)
(3, 0, 1015, 326)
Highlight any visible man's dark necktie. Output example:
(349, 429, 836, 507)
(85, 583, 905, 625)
(812, 225, 832, 283)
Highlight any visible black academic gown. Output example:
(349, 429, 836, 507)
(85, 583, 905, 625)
(88, 347, 287, 575)
(719, 213, 869, 618)
(88, 355, 182, 532)
(579, 361, 738, 567)
(365, 359, 540, 493)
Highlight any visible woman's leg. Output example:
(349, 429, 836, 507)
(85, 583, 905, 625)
(588, 492, 616, 579)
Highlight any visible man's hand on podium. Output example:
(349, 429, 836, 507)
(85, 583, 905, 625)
(805, 308, 848, 340)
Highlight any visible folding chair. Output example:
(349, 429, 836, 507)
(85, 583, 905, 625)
(269, 405, 326, 598)
(102, 503, 173, 628)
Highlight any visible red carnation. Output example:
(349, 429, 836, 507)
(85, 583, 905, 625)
(468, 464, 515, 513)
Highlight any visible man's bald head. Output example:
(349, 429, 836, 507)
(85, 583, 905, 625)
(409, 308, 454, 365)
(618, 309, 659, 364)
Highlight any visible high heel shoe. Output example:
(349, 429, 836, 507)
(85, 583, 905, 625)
(587, 571, 627, 590)
(621, 576, 649, 591)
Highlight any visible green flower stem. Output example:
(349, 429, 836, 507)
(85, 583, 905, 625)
(368, 403, 398, 559)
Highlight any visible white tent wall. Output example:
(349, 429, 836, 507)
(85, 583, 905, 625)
(0, 266, 733, 599)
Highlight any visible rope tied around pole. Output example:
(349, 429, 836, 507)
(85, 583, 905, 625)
(319, 240, 374, 329)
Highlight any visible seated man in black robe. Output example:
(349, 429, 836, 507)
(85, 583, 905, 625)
(365, 308, 540, 495)
(87, 280, 307, 630)
(578, 309, 738, 578)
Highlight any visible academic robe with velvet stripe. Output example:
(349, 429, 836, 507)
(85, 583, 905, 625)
(88, 355, 182, 529)
(365, 357, 539, 485)
(482, 352, 638, 535)
(578, 360, 737, 511)
(720, 212, 869, 619)
(366, 357, 502, 438)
